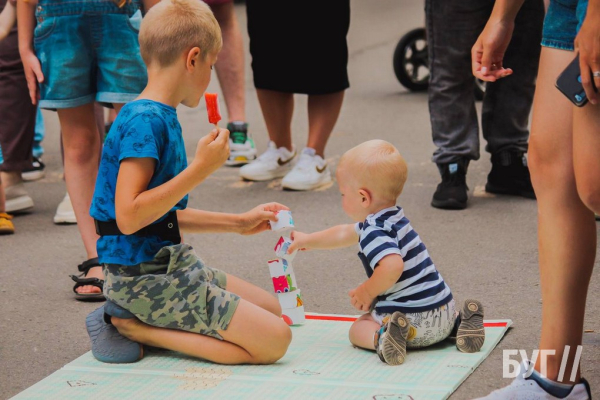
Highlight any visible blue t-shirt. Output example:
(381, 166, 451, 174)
(90, 99, 188, 266)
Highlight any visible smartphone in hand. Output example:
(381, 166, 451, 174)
(556, 54, 597, 107)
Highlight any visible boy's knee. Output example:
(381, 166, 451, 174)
(255, 323, 292, 364)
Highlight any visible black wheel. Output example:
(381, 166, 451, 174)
(393, 28, 429, 92)
(474, 78, 486, 101)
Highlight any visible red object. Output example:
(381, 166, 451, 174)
(282, 314, 293, 325)
(204, 93, 221, 125)
(304, 314, 509, 328)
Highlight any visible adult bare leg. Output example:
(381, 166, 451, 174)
(306, 91, 345, 157)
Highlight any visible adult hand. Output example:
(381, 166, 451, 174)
(193, 127, 229, 174)
(238, 202, 289, 235)
(472, 18, 515, 82)
(574, 7, 600, 105)
(20, 50, 43, 104)
(348, 284, 375, 312)
(287, 231, 309, 253)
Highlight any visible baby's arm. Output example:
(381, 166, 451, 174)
(349, 254, 404, 312)
(115, 128, 229, 234)
(0, 1, 16, 41)
(287, 224, 358, 253)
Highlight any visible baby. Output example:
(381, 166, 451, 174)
(288, 139, 485, 365)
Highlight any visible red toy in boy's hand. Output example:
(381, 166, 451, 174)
(204, 92, 221, 125)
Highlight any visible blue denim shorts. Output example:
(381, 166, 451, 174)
(542, 0, 588, 51)
(34, 1, 147, 109)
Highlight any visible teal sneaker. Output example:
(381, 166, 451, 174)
(226, 121, 257, 166)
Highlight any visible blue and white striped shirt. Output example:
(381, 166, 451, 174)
(355, 206, 453, 314)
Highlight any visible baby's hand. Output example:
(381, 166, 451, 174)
(194, 128, 229, 174)
(287, 231, 309, 254)
(348, 284, 375, 312)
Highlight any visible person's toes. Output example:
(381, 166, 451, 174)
(76, 285, 102, 294)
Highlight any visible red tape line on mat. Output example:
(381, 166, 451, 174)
(305, 314, 508, 327)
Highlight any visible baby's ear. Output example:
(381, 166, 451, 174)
(358, 188, 372, 207)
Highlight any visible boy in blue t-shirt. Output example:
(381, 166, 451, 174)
(87, 0, 291, 365)
(288, 140, 485, 365)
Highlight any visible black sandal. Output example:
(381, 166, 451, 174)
(70, 257, 106, 302)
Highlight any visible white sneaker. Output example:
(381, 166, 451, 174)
(475, 363, 591, 400)
(53, 193, 77, 224)
(239, 141, 296, 181)
(281, 148, 332, 191)
(21, 157, 46, 181)
(5, 183, 34, 213)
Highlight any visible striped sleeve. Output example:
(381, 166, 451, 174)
(360, 226, 402, 269)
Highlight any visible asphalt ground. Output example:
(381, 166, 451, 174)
(1, 1, 599, 399)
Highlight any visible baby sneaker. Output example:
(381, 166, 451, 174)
(456, 299, 485, 353)
(375, 311, 410, 365)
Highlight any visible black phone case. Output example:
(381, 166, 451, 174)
(556, 55, 589, 107)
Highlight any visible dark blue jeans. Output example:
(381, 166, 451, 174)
(426, 0, 545, 164)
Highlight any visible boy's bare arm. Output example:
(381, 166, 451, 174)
(287, 224, 358, 253)
(0, 1, 16, 41)
(177, 202, 289, 235)
(115, 128, 229, 234)
(17, 0, 43, 104)
(349, 255, 404, 312)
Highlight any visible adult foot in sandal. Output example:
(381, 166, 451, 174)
(71, 258, 105, 301)
(87, 305, 143, 363)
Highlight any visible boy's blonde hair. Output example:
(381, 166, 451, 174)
(139, 0, 222, 67)
(338, 140, 408, 202)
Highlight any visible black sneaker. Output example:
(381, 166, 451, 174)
(431, 159, 469, 210)
(485, 150, 535, 199)
(226, 121, 257, 166)
(21, 156, 45, 181)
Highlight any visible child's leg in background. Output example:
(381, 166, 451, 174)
(55, 102, 121, 292)
(32, 107, 44, 158)
(348, 313, 381, 350)
(56, 104, 102, 261)
(0, 22, 36, 212)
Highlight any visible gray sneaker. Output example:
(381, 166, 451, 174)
(5, 183, 34, 213)
(376, 311, 410, 365)
(456, 299, 485, 353)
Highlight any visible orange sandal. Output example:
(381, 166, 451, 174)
(0, 212, 15, 235)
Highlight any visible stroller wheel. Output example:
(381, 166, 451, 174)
(393, 28, 429, 91)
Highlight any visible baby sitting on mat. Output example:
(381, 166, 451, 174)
(287, 140, 485, 365)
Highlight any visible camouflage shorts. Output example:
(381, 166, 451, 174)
(103, 244, 240, 340)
